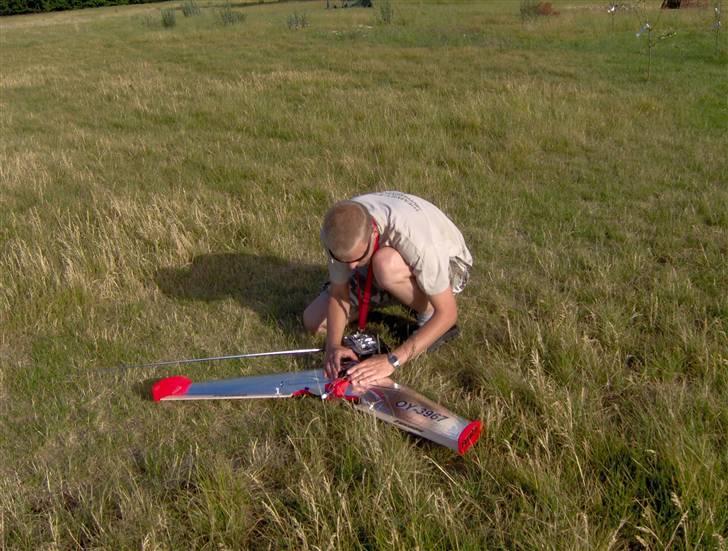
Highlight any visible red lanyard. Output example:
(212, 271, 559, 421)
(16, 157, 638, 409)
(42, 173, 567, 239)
(357, 223, 380, 331)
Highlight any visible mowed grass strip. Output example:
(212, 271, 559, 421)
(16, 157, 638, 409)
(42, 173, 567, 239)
(1, 0, 726, 548)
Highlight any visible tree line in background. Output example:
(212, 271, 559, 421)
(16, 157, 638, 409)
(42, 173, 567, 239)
(0, 0, 162, 16)
(0, 0, 303, 17)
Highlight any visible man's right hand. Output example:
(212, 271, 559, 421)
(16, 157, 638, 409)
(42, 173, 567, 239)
(324, 345, 358, 379)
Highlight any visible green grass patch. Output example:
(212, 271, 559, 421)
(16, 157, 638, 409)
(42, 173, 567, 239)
(1, 0, 726, 548)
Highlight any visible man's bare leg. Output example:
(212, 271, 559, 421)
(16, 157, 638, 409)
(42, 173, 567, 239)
(370, 246, 432, 316)
(304, 246, 433, 335)
(303, 292, 329, 334)
(303, 290, 359, 334)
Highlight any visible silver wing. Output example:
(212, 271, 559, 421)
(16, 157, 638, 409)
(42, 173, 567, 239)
(152, 369, 336, 400)
(152, 371, 481, 454)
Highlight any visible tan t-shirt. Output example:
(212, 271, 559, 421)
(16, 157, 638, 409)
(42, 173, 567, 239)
(326, 191, 473, 296)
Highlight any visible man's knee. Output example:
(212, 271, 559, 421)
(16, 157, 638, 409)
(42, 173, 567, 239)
(371, 247, 410, 288)
(303, 298, 327, 335)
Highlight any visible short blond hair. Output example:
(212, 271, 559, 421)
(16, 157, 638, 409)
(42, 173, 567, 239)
(321, 200, 372, 257)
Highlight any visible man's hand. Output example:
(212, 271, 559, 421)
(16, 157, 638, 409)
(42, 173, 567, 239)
(324, 345, 358, 379)
(344, 354, 395, 385)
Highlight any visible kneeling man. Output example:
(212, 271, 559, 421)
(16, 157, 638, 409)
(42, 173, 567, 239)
(304, 191, 472, 385)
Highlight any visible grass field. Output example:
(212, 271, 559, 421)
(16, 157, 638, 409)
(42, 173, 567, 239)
(1, 0, 727, 548)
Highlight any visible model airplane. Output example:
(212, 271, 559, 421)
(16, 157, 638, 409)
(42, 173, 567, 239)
(146, 333, 482, 454)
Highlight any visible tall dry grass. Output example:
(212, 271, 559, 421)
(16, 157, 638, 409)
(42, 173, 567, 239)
(1, 0, 726, 548)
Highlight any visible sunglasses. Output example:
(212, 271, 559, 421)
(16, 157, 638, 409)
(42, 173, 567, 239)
(328, 234, 372, 264)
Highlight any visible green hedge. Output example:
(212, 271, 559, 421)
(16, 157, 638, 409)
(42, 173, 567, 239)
(1, 0, 166, 16)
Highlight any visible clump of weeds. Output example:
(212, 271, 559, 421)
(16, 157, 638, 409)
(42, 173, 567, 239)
(218, 3, 245, 26)
(181, 0, 201, 17)
(161, 7, 177, 28)
(286, 11, 308, 30)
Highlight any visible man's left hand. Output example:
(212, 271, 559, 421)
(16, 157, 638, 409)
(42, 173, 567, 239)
(344, 354, 395, 385)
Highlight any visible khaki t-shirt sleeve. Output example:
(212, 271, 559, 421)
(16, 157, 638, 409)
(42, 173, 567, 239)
(400, 241, 451, 296)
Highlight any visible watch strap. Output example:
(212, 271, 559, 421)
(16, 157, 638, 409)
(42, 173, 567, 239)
(387, 353, 400, 369)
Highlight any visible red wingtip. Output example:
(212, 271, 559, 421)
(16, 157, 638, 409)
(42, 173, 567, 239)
(458, 420, 483, 455)
(152, 376, 192, 401)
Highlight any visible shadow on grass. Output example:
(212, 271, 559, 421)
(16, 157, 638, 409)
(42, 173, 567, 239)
(367, 309, 418, 346)
(154, 253, 422, 346)
(155, 253, 326, 331)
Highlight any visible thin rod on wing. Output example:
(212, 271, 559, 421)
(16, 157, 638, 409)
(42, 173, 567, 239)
(117, 348, 324, 370)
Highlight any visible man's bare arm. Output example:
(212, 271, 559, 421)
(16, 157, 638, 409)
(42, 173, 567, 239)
(393, 286, 457, 364)
(324, 282, 357, 378)
(325, 282, 349, 348)
(344, 287, 458, 385)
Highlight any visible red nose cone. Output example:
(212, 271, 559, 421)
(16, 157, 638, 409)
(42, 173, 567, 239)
(458, 420, 483, 455)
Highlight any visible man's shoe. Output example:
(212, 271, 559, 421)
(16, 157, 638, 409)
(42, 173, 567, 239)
(427, 325, 461, 353)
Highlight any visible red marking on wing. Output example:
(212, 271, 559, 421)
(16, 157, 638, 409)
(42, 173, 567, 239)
(152, 376, 192, 401)
(324, 378, 350, 399)
(458, 420, 483, 455)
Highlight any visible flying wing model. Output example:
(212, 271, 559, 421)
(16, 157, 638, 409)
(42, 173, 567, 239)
(152, 369, 482, 454)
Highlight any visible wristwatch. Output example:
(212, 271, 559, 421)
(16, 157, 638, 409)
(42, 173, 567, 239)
(386, 353, 401, 370)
